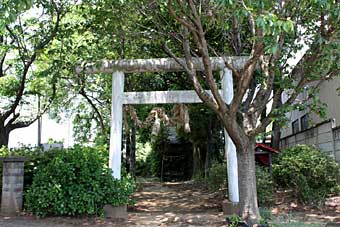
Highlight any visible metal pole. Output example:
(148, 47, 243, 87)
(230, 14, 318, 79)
(37, 95, 42, 147)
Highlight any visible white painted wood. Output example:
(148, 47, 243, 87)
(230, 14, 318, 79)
(109, 71, 124, 179)
(123, 90, 223, 104)
(76, 56, 249, 74)
(221, 68, 234, 105)
(221, 68, 239, 204)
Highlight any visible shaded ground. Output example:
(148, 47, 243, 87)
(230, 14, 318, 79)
(0, 180, 339, 226)
(270, 190, 340, 226)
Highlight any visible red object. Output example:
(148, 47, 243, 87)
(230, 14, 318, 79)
(255, 143, 279, 154)
(255, 143, 279, 166)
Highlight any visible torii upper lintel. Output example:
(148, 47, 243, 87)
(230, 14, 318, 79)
(75, 56, 249, 74)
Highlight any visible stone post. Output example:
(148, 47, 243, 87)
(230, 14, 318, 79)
(0, 156, 26, 214)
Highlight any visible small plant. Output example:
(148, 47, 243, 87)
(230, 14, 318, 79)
(226, 215, 243, 227)
(206, 162, 227, 191)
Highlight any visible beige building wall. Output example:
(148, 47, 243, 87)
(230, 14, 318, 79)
(311, 78, 340, 126)
(280, 77, 340, 138)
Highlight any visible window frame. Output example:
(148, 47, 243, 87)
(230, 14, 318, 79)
(300, 114, 309, 131)
(292, 119, 299, 134)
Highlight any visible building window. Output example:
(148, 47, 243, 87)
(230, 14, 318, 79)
(334, 128, 340, 140)
(292, 119, 299, 134)
(300, 115, 309, 131)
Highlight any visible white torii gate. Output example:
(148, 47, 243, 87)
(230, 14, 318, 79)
(77, 56, 248, 204)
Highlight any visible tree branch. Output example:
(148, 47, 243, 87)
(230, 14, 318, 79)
(3, 5, 62, 121)
(79, 88, 106, 134)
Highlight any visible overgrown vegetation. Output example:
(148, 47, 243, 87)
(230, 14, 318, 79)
(256, 166, 274, 206)
(0, 146, 134, 217)
(273, 145, 340, 205)
(136, 125, 193, 181)
(206, 162, 227, 191)
(196, 144, 340, 208)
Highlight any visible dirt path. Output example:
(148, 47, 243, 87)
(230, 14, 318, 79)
(0, 181, 226, 227)
(0, 181, 339, 226)
(126, 181, 226, 226)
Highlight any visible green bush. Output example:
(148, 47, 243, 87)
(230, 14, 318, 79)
(273, 145, 340, 204)
(0, 145, 108, 191)
(206, 162, 227, 191)
(24, 146, 134, 217)
(256, 166, 274, 206)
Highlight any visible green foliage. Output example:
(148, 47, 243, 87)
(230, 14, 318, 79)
(205, 162, 274, 206)
(0, 0, 34, 32)
(16, 146, 134, 217)
(256, 166, 274, 206)
(227, 214, 243, 227)
(206, 162, 227, 191)
(0, 76, 20, 97)
(135, 141, 153, 176)
(273, 145, 340, 204)
(148, 126, 169, 177)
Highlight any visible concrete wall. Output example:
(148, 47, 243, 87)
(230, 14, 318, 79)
(280, 120, 340, 162)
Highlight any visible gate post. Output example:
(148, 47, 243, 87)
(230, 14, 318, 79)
(0, 156, 26, 214)
(109, 71, 124, 179)
(221, 68, 239, 204)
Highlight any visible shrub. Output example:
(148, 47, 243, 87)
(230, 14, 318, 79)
(0, 145, 108, 191)
(256, 166, 274, 206)
(24, 146, 134, 217)
(273, 145, 340, 204)
(206, 162, 227, 191)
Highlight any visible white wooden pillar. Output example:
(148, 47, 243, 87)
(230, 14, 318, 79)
(109, 71, 124, 179)
(221, 68, 239, 204)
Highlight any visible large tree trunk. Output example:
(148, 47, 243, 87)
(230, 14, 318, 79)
(0, 123, 9, 147)
(237, 141, 260, 225)
(271, 87, 282, 150)
(271, 121, 281, 150)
